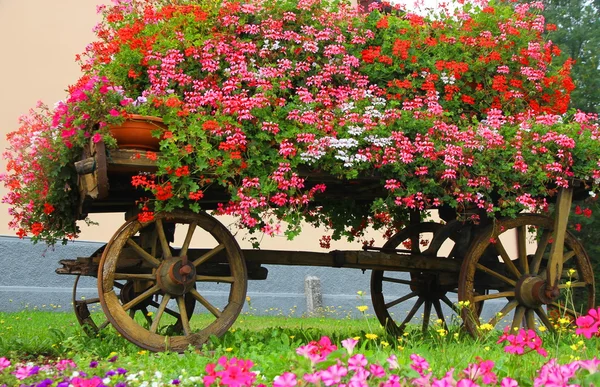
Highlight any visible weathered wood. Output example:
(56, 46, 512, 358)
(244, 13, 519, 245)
(96, 211, 247, 352)
(546, 187, 574, 290)
(106, 149, 160, 172)
(94, 140, 110, 199)
(57, 244, 459, 278)
(74, 157, 96, 175)
(56, 257, 100, 276)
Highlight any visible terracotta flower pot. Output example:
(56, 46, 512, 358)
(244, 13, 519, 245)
(109, 115, 166, 151)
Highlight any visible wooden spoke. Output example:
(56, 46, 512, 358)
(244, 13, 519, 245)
(550, 302, 580, 317)
(80, 297, 100, 305)
(459, 215, 595, 339)
(141, 307, 153, 326)
(535, 307, 555, 333)
(148, 299, 180, 319)
(433, 299, 447, 328)
(488, 299, 518, 327)
(441, 295, 457, 312)
(99, 320, 110, 330)
(192, 244, 225, 267)
(511, 305, 526, 330)
(473, 291, 515, 303)
(530, 230, 550, 275)
(190, 288, 222, 318)
(381, 276, 413, 286)
(150, 294, 171, 333)
(180, 221, 197, 257)
(176, 296, 192, 336)
(422, 300, 432, 333)
(525, 309, 536, 330)
(563, 251, 576, 264)
(399, 297, 426, 330)
(493, 238, 522, 279)
(475, 263, 517, 286)
(196, 275, 234, 283)
(155, 219, 172, 259)
(558, 281, 587, 289)
(97, 211, 247, 352)
(129, 309, 136, 319)
(385, 291, 418, 309)
(126, 238, 161, 268)
(517, 226, 529, 274)
(122, 284, 160, 312)
(113, 273, 155, 281)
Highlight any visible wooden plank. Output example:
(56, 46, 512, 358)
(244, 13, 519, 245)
(106, 149, 159, 171)
(241, 249, 461, 273)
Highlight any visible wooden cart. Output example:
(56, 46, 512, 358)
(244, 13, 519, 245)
(57, 141, 596, 352)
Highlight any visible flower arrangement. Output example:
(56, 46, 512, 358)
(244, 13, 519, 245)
(2, 0, 600, 246)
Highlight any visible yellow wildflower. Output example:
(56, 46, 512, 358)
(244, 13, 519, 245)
(365, 333, 378, 340)
(381, 341, 389, 347)
(225, 348, 233, 352)
(478, 323, 494, 331)
(357, 305, 369, 312)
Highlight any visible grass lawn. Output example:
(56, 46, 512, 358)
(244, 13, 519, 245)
(1, 307, 600, 386)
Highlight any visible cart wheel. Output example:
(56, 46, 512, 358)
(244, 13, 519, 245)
(458, 214, 595, 336)
(97, 210, 247, 352)
(72, 246, 108, 336)
(73, 245, 195, 337)
(371, 222, 461, 336)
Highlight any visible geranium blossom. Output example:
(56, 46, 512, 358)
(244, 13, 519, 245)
(2, 0, 600, 247)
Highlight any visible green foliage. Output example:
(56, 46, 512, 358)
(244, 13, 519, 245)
(543, 0, 600, 114)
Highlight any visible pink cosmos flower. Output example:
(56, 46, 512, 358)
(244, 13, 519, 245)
(410, 354, 430, 376)
(500, 377, 519, 387)
(273, 372, 297, 387)
(13, 364, 40, 380)
(534, 358, 580, 387)
(369, 364, 386, 378)
(70, 376, 104, 387)
(56, 359, 77, 371)
(456, 379, 480, 387)
(342, 338, 358, 355)
(320, 364, 348, 386)
(348, 354, 368, 371)
(0, 357, 10, 371)
(576, 358, 600, 373)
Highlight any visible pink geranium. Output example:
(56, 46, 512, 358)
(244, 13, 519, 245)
(575, 307, 600, 338)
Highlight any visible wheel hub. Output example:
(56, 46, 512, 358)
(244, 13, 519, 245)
(156, 256, 196, 296)
(515, 275, 559, 308)
(411, 273, 452, 300)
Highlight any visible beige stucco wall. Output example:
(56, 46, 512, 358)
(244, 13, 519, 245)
(0, 0, 108, 240)
(0, 0, 379, 250)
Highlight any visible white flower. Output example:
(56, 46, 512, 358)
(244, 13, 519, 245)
(347, 126, 364, 136)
